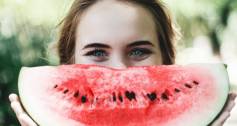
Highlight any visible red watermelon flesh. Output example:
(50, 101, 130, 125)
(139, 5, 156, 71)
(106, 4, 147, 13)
(18, 64, 229, 126)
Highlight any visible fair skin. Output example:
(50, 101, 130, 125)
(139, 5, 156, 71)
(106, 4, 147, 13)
(9, 0, 236, 126)
(75, 0, 162, 67)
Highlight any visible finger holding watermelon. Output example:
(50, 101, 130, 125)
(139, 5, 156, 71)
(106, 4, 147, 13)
(9, 94, 37, 126)
(210, 93, 236, 126)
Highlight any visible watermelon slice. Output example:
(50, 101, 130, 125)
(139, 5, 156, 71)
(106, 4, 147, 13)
(18, 64, 229, 126)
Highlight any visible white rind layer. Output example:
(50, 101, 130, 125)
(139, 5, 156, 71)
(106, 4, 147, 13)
(18, 66, 83, 126)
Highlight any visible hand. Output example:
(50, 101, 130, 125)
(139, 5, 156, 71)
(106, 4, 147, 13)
(210, 93, 236, 126)
(9, 93, 37, 126)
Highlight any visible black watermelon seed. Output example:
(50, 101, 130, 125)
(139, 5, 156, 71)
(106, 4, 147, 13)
(81, 96, 87, 103)
(63, 89, 69, 94)
(118, 95, 123, 102)
(74, 91, 79, 98)
(193, 81, 199, 85)
(174, 88, 180, 93)
(161, 93, 169, 100)
(112, 92, 116, 102)
(54, 85, 58, 88)
(184, 84, 192, 88)
(125, 91, 136, 101)
(147, 92, 157, 101)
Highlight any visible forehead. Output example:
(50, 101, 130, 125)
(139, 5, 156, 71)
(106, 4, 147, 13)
(76, 0, 157, 48)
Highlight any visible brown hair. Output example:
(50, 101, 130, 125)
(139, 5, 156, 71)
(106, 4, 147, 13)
(58, 0, 176, 65)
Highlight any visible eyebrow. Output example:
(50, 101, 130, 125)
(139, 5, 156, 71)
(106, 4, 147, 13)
(82, 40, 154, 50)
(82, 43, 111, 49)
(127, 40, 154, 48)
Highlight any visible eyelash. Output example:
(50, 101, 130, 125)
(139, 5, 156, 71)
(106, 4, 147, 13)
(128, 48, 153, 57)
(84, 49, 108, 57)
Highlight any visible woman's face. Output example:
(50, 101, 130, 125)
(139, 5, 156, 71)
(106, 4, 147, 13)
(75, 0, 162, 69)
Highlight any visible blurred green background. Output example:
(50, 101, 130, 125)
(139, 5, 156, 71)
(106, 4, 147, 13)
(0, 0, 236, 126)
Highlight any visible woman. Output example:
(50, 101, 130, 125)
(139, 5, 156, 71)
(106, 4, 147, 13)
(9, 0, 236, 125)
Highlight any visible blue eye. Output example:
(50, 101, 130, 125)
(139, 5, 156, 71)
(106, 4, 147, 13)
(129, 48, 152, 56)
(130, 50, 143, 56)
(85, 49, 107, 57)
(94, 50, 106, 57)
(84, 49, 108, 62)
(128, 48, 153, 60)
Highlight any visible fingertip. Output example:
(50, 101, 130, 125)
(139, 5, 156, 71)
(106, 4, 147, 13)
(9, 93, 18, 102)
(230, 92, 237, 96)
(233, 93, 237, 98)
(230, 93, 237, 100)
